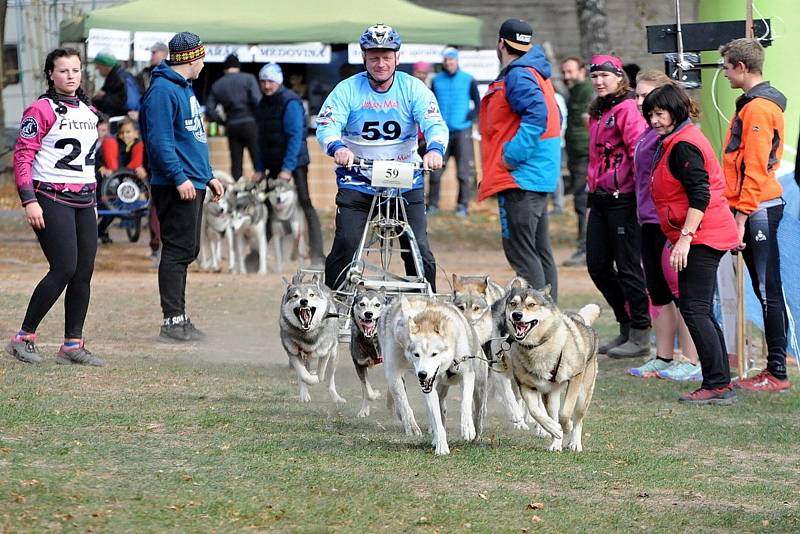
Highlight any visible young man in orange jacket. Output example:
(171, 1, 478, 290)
(721, 38, 790, 392)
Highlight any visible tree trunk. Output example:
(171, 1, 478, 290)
(575, 0, 611, 59)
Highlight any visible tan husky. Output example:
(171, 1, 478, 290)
(379, 295, 487, 456)
(501, 280, 600, 452)
(452, 274, 532, 431)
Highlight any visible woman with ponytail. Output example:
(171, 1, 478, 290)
(5, 48, 105, 366)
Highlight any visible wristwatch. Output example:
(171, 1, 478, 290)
(680, 228, 696, 239)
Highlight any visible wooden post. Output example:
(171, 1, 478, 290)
(736, 0, 754, 380)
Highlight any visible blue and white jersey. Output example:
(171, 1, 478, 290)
(316, 71, 448, 194)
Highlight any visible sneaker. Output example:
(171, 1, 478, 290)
(657, 361, 702, 381)
(628, 358, 671, 378)
(99, 233, 113, 244)
(159, 323, 191, 342)
(55, 342, 106, 366)
(5, 334, 44, 364)
(184, 319, 207, 341)
(562, 251, 586, 267)
(678, 384, 736, 405)
(735, 369, 791, 392)
(455, 205, 468, 218)
(427, 205, 440, 216)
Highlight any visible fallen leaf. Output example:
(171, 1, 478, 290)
(531, 515, 542, 523)
(20, 480, 40, 487)
(762, 520, 769, 527)
(181, 474, 193, 482)
(527, 502, 544, 510)
(12, 494, 26, 504)
(478, 493, 488, 500)
(0, 448, 11, 454)
(61, 513, 74, 521)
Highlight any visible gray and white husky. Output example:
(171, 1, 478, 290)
(350, 285, 388, 418)
(267, 178, 308, 273)
(501, 280, 600, 452)
(198, 170, 236, 272)
(279, 273, 345, 404)
(231, 181, 269, 275)
(452, 274, 532, 432)
(379, 295, 487, 456)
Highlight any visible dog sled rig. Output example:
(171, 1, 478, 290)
(293, 158, 437, 342)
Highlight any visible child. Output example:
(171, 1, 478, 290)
(96, 117, 146, 243)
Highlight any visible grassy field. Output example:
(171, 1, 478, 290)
(0, 210, 799, 533)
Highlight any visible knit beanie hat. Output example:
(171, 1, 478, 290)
(93, 51, 117, 67)
(168, 32, 205, 65)
(223, 54, 241, 70)
(259, 63, 283, 85)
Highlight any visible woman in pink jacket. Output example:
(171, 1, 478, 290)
(585, 54, 650, 358)
(5, 48, 104, 366)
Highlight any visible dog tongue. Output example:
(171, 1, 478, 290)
(515, 322, 528, 337)
(300, 308, 312, 324)
(361, 320, 376, 336)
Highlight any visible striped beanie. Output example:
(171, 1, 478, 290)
(168, 32, 205, 65)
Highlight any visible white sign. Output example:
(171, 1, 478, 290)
(87, 28, 131, 61)
(458, 50, 501, 82)
(204, 44, 254, 63)
(371, 160, 414, 189)
(133, 32, 175, 62)
(348, 43, 446, 65)
(253, 42, 331, 64)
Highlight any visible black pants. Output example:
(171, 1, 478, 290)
(266, 165, 325, 261)
(678, 245, 730, 389)
(325, 188, 436, 291)
(152, 185, 205, 319)
(586, 194, 650, 329)
(427, 128, 475, 209)
(640, 223, 676, 306)
(22, 194, 97, 339)
(226, 121, 259, 181)
(498, 189, 558, 301)
(742, 204, 788, 379)
(567, 155, 588, 253)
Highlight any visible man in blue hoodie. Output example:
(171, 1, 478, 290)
(140, 32, 224, 342)
(478, 18, 561, 300)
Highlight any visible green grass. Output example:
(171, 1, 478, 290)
(1, 210, 798, 532)
(2, 318, 799, 532)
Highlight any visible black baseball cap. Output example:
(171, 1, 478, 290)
(499, 18, 533, 53)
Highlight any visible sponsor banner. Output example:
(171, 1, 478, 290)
(87, 28, 131, 61)
(348, 43, 446, 64)
(458, 50, 501, 82)
(252, 42, 331, 64)
(133, 32, 175, 62)
(204, 44, 254, 63)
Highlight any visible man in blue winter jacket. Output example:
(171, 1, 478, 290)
(140, 31, 225, 342)
(429, 47, 480, 217)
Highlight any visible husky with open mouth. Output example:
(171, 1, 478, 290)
(379, 295, 487, 456)
(279, 273, 345, 404)
(452, 274, 532, 432)
(350, 285, 388, 418)
(501, 279, 600, 452)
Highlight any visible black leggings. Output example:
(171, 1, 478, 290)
(22, 194, 97, 339)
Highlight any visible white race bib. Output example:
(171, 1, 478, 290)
(370, 160, 414, 189)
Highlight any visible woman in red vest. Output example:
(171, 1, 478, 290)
(643, 83, 740, 405)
